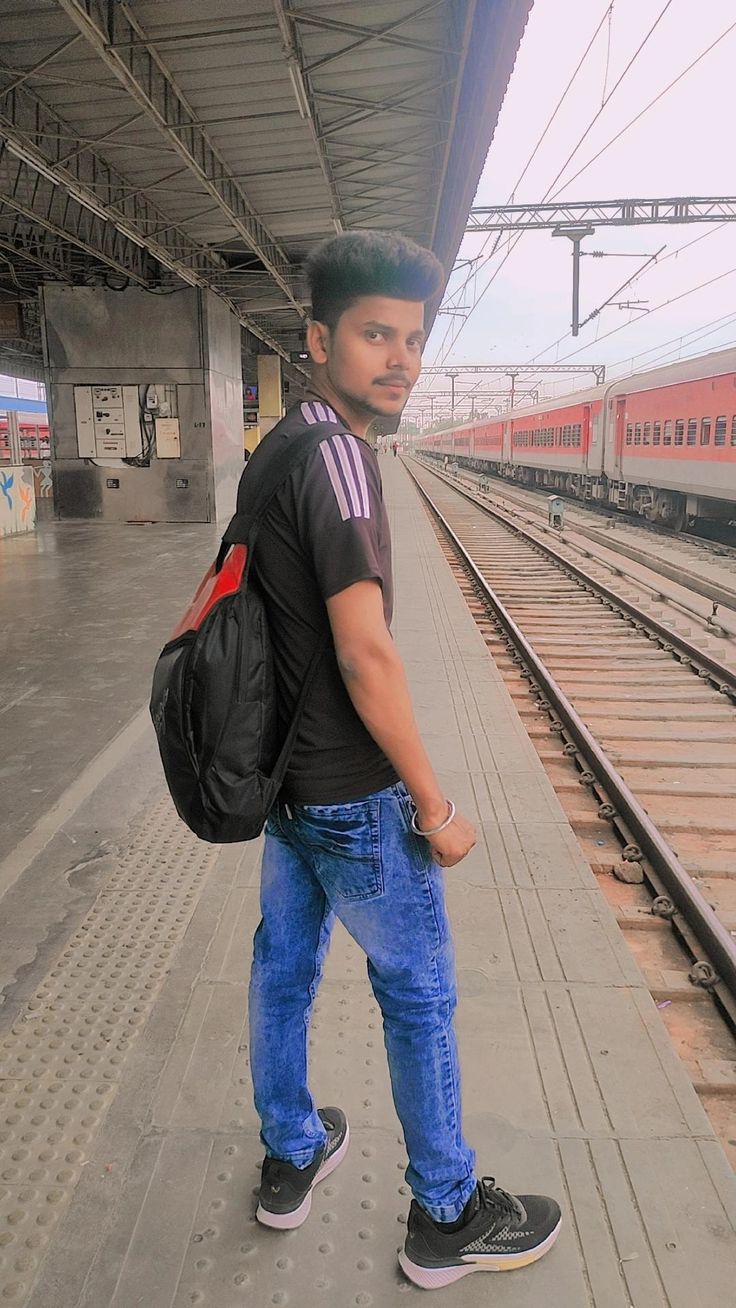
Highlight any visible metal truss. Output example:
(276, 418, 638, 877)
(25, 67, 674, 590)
(421, 363, 607, 383)
(0, 345, 46, 382)
(0, 75, 227, 283)
(0, 203, 73, 281)
(0, 139, 152, 284)
(467, 197, 736, 232)
(54, 0, 303, 315)
(271, 0, 345, 234)
(284, 1, 453, 232)
(290, 4, 450, 64)
(0, 80, 300, 362)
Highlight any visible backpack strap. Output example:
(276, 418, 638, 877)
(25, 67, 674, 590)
(216, 422, 344, 569)
(217, 419, 344, 784)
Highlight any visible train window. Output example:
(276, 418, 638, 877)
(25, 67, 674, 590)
(686, 418, 697, 445)
(643, 422, 651, 445)
(714, 416, 727, 446)
(700, 416, 711, 446)
(674, 419, 684, 445)
(731, 415, 736, 446)
(573, 424, 581, 446)
(663, 419, 672, 445)
(625, 423, 633, 445)
(634, 423, 641, 445)
(653, 421, 661, 446)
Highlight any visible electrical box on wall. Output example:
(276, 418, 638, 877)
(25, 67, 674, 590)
(74, 385, 142, 458)
(155, 416, 181, 458)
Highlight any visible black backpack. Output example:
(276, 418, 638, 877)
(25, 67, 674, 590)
(150, 425, 332, 843)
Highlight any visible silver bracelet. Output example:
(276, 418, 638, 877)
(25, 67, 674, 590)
(411, 800, 456, 837)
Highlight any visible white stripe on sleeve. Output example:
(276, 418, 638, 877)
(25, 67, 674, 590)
(343, 433, 371, 518)
(319, 440, 350, 521)
(332, 434, 364, 517)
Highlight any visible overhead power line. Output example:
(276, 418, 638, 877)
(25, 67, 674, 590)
(435, 1, 735, 371)
(549, 15, 736, 200)
(433, 0, 675, 364)
(430, 0, 615, 362)
(556, 263, 736, 364)
(541, 0, 677, 199)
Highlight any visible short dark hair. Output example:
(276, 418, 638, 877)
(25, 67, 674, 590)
(305, 230, 445, 328)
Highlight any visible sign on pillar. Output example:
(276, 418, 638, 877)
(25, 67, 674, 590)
(257, 355, 283, 438)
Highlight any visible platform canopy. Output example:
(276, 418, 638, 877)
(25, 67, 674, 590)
(0, 0, 531, 378)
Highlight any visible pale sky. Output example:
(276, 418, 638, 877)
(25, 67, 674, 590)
(424, 0, 736, 410)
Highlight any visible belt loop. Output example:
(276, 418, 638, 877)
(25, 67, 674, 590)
(284, 802, 293, 820)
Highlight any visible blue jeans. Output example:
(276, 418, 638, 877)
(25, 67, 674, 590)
(248, 781, 477, 1223)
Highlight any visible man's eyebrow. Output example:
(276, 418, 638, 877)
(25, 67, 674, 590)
(362, 319, 426, 341)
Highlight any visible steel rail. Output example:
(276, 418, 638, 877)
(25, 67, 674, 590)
(406, 463, 736, 1003)
(417, 461, 736, 697)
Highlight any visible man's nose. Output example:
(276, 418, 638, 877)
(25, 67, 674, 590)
(386, 340, 412, 372)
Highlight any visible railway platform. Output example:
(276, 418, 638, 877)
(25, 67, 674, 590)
(1, 458, 735, 1306)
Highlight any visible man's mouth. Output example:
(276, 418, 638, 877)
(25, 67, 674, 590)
(375, 378, 410, 391)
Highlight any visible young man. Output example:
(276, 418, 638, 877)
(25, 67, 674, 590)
(246, 231, 561, 1289)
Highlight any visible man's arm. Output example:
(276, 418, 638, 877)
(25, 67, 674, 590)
(326, 579, 475, 868)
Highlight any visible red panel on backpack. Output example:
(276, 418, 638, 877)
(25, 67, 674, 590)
(170, 544, 248, 639)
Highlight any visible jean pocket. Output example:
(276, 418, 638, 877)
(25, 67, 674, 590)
(297, 801, 383, 901)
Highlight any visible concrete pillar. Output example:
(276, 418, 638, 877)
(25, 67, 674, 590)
(42, 284, 243, 523)
(257, 354, 283, 437)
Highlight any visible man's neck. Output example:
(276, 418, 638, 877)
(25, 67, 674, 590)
(305, 382, 372, 439)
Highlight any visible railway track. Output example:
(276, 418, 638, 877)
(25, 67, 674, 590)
(406, 457, 736, 1162)
(428, 459, 736, 624)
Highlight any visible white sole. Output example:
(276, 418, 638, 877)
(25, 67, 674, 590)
(256, 1124, 350, 1230)
(398, 1215, 562, 1290)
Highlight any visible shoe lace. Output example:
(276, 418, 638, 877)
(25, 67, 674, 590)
(478, 1177, 521, 1221)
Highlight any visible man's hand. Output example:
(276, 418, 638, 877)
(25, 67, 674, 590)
(415, 804, 476, 868)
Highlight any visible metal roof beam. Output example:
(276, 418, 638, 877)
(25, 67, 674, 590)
(0, 132, 298, 366)
(317, 90, 447, 123)
(291, 8, 450, 58)
(271, 0, 345, 235)
(0, 139, 151, 284)
(0, 78, 226, 283)
(0, 205, 74, 280)
(0, 35, 82, 98)
(318, 77, 454, 140)
(54, 0, 304, 312)
(298, 0, 448, 74)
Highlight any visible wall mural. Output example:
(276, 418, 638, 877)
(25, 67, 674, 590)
(0, 464, 36, 537)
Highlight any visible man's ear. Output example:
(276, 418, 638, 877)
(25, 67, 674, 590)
(306, 318, 330, 365)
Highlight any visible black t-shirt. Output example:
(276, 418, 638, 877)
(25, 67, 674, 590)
(246, 399, 398, 803)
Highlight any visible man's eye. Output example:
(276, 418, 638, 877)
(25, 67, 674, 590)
(366, 330, 383, 341)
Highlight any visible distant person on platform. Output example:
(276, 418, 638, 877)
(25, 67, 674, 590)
(245, 230, 561, 1289)
(392, 439, 398, 456)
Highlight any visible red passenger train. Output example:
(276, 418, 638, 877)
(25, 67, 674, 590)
(418, 347, 736, 528)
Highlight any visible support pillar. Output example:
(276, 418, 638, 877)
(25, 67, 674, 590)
(257, 354, 283, 438)
(42, 284, 243, 523)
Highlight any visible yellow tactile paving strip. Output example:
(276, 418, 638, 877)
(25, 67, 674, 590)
(0, 799, 218, 1301)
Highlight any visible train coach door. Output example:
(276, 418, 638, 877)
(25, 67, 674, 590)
(582, 403, 591, 472)
(613, 396, 626, 479)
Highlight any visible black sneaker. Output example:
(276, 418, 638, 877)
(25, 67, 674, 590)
(399, 1175, 561, 1290)
(256, 1107, 349, 1230)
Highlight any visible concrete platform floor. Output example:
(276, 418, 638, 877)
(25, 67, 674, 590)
(0, 458, 735, 1306)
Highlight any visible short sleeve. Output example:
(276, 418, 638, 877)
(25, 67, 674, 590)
(294, 432, 385, 601)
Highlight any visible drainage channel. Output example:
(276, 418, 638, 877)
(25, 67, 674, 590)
(406, 458, 736, 1164)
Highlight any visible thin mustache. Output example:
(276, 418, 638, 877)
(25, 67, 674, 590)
(374, 375, 411, 386)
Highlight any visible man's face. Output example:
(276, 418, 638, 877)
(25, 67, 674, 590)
(308, 294, 425, 420)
